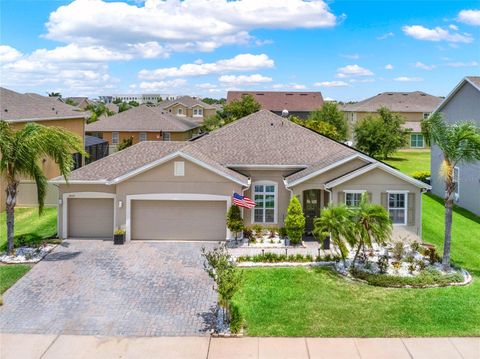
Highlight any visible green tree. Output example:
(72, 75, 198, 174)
(117, 136, 133, 151)
(47, 92, 61, 98)
(423, 113, 480, 270)
(85, 103, 115, 123)
(118, 102, 131, 113)
(65, 98, 77, 106)
(226, 205, 244, 241)
(354, 107, 409, 159)
(308, 102, 348, 141)
(0, 121, 85, 253)
(202, 97, 226, 105)
(128, 100, 140, 107)
(113, 98, 123, 105)
(290, 116, 340, 140)
(284, 196, 306, 245)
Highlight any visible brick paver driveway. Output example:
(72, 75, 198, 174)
(0, 240, 218, 336)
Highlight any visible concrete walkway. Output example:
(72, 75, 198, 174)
(1, 334, 478, 359)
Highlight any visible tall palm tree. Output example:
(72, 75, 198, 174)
(0, 121, 85, 253)
(423, 113, 480, 270)
(313, 204, 356, 265)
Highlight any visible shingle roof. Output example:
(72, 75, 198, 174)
(0, 87, 86, 122)
(85, 105, 199, 132)
(161, 96, 216, 110)
(226, 91, 324, 111)
(466, 76, 480, 90)
(341, 91, 443, 113)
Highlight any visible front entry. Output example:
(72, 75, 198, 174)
(303, 189, 321, 234)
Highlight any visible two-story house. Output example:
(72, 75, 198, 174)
(159, 96, 219, 123)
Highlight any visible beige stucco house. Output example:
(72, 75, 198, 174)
(342, 91, 443, 148)
(52, 110, 429, 241)
(159, 96, 218, 123)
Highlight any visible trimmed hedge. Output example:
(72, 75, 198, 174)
(236, 252, 341, 263)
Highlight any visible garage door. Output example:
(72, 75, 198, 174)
(68, 198, 114, 238)
(131, 200, 227, 241)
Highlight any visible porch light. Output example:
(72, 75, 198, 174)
(118, 200, 123, 208)
(58, 199, 63, 205)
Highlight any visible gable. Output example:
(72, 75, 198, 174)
(439, 81, 480, 125)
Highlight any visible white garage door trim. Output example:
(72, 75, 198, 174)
(126, 193, 232, 242)
(62, 192, 117, 239)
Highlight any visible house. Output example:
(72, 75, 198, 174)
(112, 93, 179, 104)
(430, 76, 480, 215)
(342, 91, 443, 148)
(0, 87, 87, 210)
(64, 97, 91, 110)
(159, 96, 218, 123)
(226, 91, 324, 119)
(85, 104, 201, 154)
(52, 110, 429, 241)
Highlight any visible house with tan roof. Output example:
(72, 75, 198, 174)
(342, 91, 443, 149)
(85, 104, 201, 154)
(227, 91, 324, 119)
(0, 87, 87, 210)
(159, 96, 218, 122)
(52, 110, 429, 241)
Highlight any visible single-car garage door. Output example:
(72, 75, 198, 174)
(131, 200, 227, 241)
(68, 198, 114, 238)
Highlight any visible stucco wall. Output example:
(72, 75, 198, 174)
(431, 81, 480, 215)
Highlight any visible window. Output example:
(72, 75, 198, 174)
(139, 132, 147, 142)
(193, 108, 203, 116)
(177, 108, 183, 115)
(174, 161, 185, 176)
(410, 133, 424, 148)
(253, 182, 276, 224)
(423, 112, 430, 120)
(388, 192, 407, 225)
(163, 132, 171, 141)
(345, 191, 363, 207)
(112, 132, 119, 144)
(453, 167, 460, 200)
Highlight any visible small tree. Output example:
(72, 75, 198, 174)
(290, 116, 341, 140)
(284, 196, 305, 245)
(226, 205, 244, 241)
(117, 137, 133, 151)
(308, 102, 348, 141)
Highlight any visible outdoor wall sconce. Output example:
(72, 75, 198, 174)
(58, 199, 63, 205)
(118, 200, 123, 208)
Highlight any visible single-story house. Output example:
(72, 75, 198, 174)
(227, 91, 324, 119)
(342, 91, 443, 148)
(52, 110, 430, 241)
(85, 104, 201, 154)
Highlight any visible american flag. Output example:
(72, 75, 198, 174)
(233, 193, 256, 209)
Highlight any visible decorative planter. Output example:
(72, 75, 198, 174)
(114, 234, 125, 245)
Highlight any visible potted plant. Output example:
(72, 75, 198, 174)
(114, 229, 126, 245)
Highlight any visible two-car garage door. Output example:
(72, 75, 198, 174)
(131, 200, 227, 241)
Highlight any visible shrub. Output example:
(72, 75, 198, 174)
(243, 227, 253, 241)
(278, 227, 287, 239)
(404, 254, 415, 263)
(252, 224, 263, 239)
(269, 227, 278, 238)
(377, 255, 389, 274)
(229, 302, 243, 334)
(236, 253, 319, 263)
(392, 261, 402, 272)
(285, 197, 305, 245)
(392, 242, 405, 261)
(408, 263, 416, 274)
(411, 171, 430, 184)
(410, 241, 421, 252)
(226, 205, 244, 241)
(427, 247, 440, 265)
(416, 259, 427, 271)
(117, 137, 133, 151)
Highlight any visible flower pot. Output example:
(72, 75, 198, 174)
(114, 234, 125, 245)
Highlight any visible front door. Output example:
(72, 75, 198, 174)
(303, 189, 321, 234)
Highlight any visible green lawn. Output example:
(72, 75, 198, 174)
(234, 193, 480, 337)
(384, 150, 430, 175)
(0, 264, 31, 294)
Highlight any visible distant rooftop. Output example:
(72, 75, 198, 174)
(226, 91, 324, 112)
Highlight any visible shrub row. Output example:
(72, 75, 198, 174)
(236, 252, 341, 263)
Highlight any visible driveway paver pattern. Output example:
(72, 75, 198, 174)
(0, 240, 218, 336)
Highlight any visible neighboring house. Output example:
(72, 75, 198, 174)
(159, 96, 218, 123)
(226, 91, 324, 119)
(430, 76, 480, 216)
(112, 94, 179, 104)
(342, 91, 443, 148)
(0, 87, 86, 210)
(105, 103, 119, 114)
(65, 97, 91, 110)
(52, 110, 429, 241)
(85, 105, 200, 154)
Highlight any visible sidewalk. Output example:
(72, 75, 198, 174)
(1, 334, 478, 359)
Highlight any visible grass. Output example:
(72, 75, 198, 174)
(384, 150, 430, 175)
(0, 264, 31, 294)
(234, 193, 480, 337)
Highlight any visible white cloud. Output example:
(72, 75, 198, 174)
(445, 61, 479, 67)
(449, 24, 459, 31)
(138, 79, 187, 91)
(336, 64, 374, 78)
(377, 32, 394, 40)
(44, 0, 338, 58)
(340, 53, 360, 60)
(414, 61, 436, 70)
(0, 45, 23, 62)
(272, 83, 307, 90)
(139, 53, 274, 79)
(402, 25, 473, 43)
(218, 74, 272, 85)
(393, 76, 423, 82)
(30, 43, 133, 62)
(457, 10, 480, 26)
(314, 81, 349, 87)
(384, 64, 394, 70)
(349, 78, 375, 83)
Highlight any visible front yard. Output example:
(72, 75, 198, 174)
(234, 193, 480, 337)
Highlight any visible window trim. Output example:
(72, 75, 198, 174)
(410, 133, 424, 148)
(177, 107, 185, 116)
(112, 131, 119, 145)
(163, 132, 171, 141)
(251, 180, 278, 224)
(139, 132, 147, 142)
(344, 190, 366, 208)
(387, 191, 408, 226)
(174, 161, 185, 176)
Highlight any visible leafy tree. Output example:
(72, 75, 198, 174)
(117, 136, 133, 151)
(226, 205, 244, 242)
(65, 98, 77, 106)
(128, 100, 139, 107)
(354, 107, 409, 159)
(0, 121, 85, 253)
(284, 196, 306, 245)
(202, 94, 260, 131)
(423, 113, 480, 270)
(307, 102, 348, 141)
(113, 98, 123, 105)
(290, 116, 340, 140)
(202, 97, 226, 105)
(118, 102, 131, 113)
(47, 92, 61, 98)
(85, 103, 115, 123)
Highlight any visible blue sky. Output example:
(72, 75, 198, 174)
(1, 0, 479, 100)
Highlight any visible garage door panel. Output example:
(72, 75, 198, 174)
(131, 200, 226, 241)
(68, 198, 114, 238)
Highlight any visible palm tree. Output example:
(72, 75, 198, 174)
(423, 113, 480, 270)
(313, 204, 356, 265)
(0, 121, 85, 253)
(351, 193, 392, 268)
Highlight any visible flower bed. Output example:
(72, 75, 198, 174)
(0, 243, 58, 264)
(237, 252, 340, 263)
